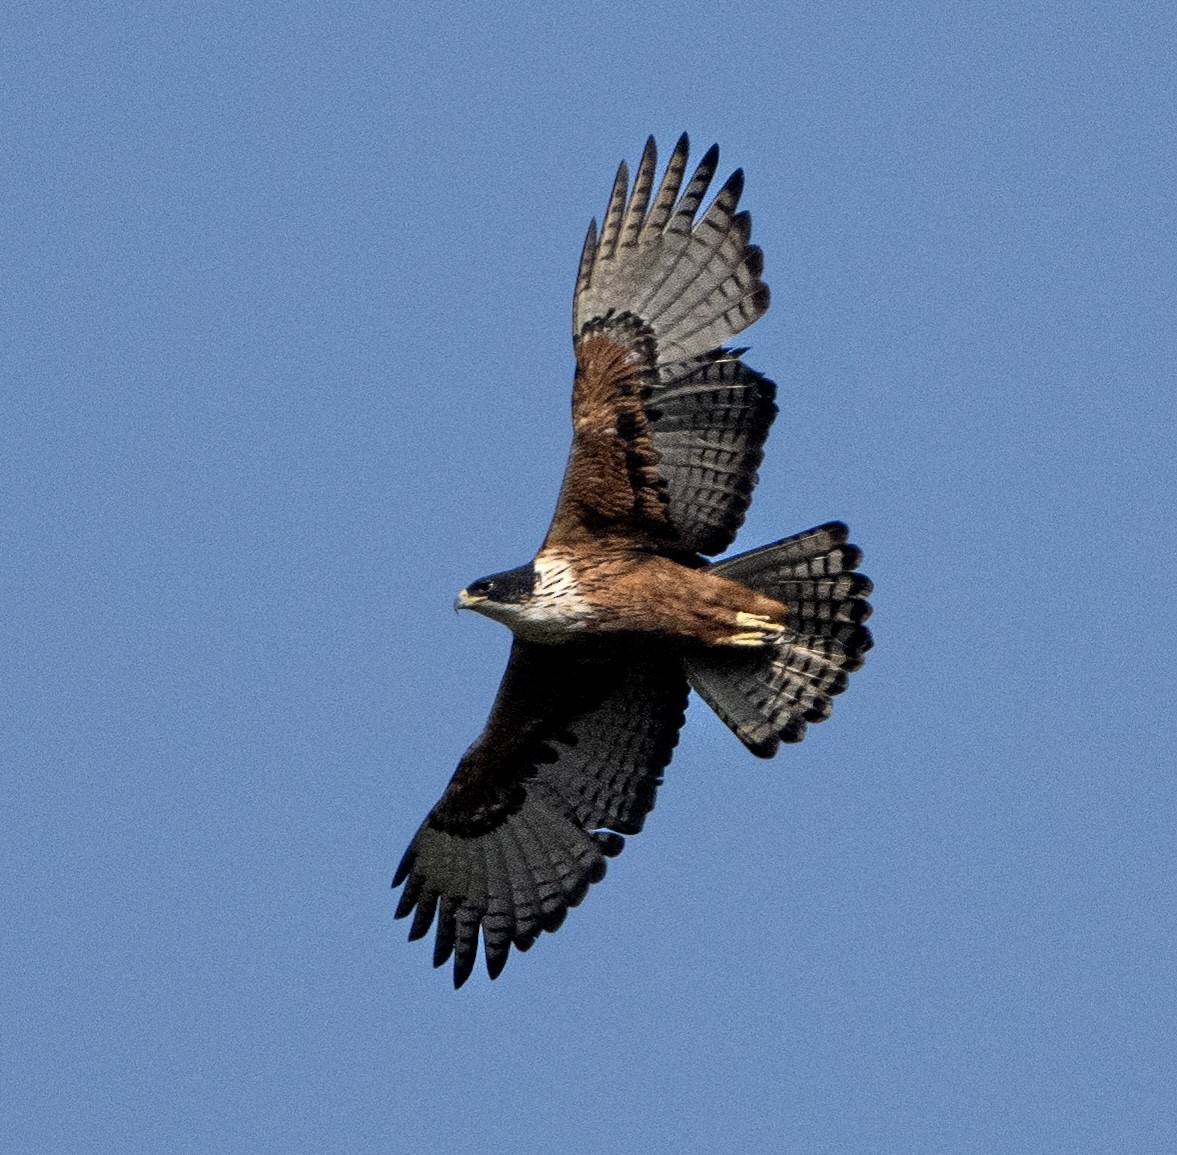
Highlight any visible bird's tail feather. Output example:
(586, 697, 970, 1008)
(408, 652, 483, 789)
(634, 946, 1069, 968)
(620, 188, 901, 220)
(684, 522, 872, 756)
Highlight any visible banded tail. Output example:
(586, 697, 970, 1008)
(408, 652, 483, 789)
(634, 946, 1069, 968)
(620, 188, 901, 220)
(685, 522, 873, 757)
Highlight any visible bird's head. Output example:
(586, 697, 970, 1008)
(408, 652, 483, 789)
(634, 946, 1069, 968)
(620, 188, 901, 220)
(454, 563, 536, 625)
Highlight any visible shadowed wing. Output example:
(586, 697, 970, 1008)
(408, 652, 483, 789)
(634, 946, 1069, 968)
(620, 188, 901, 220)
(393, 640, 688, 987)
(544, 135, 778, 556)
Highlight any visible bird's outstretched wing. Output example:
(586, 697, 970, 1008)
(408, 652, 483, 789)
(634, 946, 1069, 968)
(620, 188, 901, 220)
(393, 640, 688, 987)
(545, 135, 778, 556)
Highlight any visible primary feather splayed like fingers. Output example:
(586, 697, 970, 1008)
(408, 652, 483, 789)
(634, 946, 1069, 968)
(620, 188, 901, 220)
(394, 136, 873, 987)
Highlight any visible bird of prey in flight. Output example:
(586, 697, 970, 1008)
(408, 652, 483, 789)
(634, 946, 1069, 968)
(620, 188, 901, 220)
(393, 135, 872, 987)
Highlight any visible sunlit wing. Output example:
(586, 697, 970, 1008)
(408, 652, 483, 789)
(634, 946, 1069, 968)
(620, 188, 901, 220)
(544, 135, 778, 556)
(393, 640, 688, 987)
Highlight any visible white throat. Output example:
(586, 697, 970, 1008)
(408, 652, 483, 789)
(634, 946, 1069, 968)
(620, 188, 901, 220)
(510, 551, 593, 641)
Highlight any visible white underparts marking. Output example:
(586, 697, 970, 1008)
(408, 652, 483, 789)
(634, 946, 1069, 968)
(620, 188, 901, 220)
(532, 553, 592, 615)
(516, 552, 594, 639)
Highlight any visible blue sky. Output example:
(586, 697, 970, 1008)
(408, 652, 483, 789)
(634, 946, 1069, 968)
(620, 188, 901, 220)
(4, 3, 1175, 1152)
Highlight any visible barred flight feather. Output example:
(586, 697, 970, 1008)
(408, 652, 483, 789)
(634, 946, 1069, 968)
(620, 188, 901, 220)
(393, 643, 687, 986)
(573, 136, 769, 364)
(645, 352, 777, 555)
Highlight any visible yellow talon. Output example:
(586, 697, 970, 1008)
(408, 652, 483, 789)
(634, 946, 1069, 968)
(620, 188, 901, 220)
(724, 613, 785, 646)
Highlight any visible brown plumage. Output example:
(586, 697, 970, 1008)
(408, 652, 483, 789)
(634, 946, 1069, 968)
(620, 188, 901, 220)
(393, 135, 873, 987)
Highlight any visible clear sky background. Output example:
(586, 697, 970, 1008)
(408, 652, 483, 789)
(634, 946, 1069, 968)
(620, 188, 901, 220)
(4, 3, 1175, 1152)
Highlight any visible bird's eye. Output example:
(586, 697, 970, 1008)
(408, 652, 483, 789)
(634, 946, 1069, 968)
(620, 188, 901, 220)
(471, 579, 494, 596)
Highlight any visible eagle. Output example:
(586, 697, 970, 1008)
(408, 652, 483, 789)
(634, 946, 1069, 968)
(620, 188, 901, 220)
(393, 135, 872, 987)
